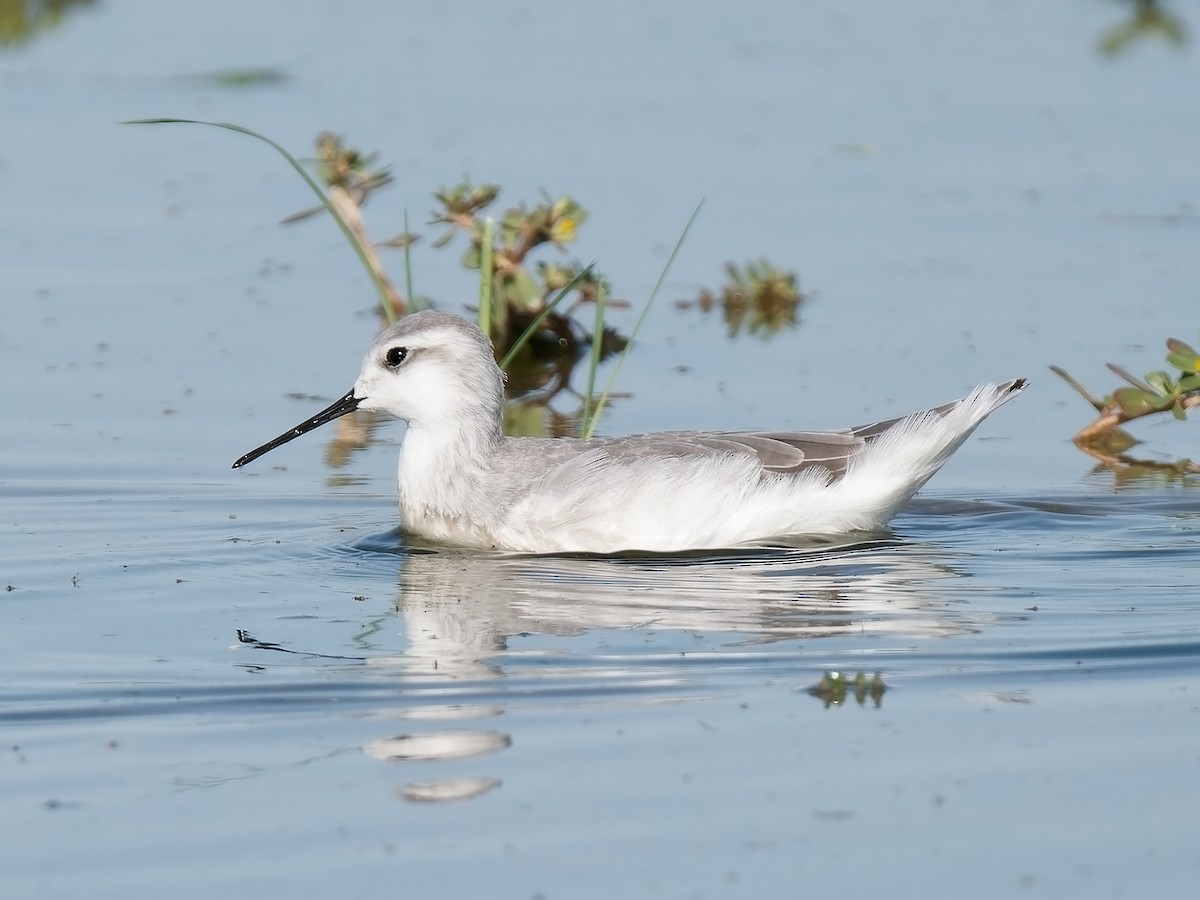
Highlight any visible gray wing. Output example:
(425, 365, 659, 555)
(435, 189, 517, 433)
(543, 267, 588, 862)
(591, 390, 991, 479)
(591, 429, 866, 478)
(705, 430, 864, 476)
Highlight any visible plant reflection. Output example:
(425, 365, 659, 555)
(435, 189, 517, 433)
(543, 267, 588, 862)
(0, 0, 94, 48)
(1098, 0, 1188, 56)
(676, 259, 805, 339)
(806, 671, 887, 709)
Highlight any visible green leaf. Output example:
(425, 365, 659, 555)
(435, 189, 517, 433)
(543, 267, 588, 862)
(1108, 363, 1153, 392)
(378, 232, 419, 249)
(470, 184, 500, 210)
(1166, 337, 1199, 358)
(1145, 370, 1174, 395)
(507, 269, 542, 313)
(1113, 387, 1172, 417)
(1165, 337, 1200, 373)
(1048, 365, 1108, 411)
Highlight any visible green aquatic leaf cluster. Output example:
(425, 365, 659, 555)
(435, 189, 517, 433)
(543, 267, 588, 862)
(1106, 339, 1200, 420)
(1054, 337, 1200, 421)
(432, 180, 599, 321)
(1051, 336, 1200, 470)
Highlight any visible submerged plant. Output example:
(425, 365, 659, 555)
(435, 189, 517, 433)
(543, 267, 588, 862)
(1050, 336, 1200, 472)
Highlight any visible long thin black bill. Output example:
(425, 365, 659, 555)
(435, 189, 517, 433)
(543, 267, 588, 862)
(232, 388, 361, 469)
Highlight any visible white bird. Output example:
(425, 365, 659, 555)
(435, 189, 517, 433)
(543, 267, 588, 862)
(234, 310, 1025, 554)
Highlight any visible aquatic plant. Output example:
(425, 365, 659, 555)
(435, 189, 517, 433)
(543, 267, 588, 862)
(124, 121, 697, 443)
(274, 135, 702, 438)
(1050, 336, 1200, 472)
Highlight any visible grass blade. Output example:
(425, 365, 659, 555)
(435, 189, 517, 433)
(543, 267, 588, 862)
(1048, 365, 1107, 411)
(122, 117, 397, 322)
(580, 283, 610, 432)
(582, 199, 705, 438)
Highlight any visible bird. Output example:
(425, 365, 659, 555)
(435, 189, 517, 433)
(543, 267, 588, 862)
(233, 310, 1025, 554)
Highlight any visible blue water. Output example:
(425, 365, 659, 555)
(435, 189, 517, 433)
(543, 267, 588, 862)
(4, 1, 1200, 898)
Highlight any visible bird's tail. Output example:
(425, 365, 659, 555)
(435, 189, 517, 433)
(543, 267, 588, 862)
(839, 378, 1027, 527)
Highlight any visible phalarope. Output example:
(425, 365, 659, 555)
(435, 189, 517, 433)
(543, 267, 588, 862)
(234, 310, 1025, 553)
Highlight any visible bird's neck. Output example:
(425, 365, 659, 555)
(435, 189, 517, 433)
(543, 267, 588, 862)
(397, 413, 503, 514)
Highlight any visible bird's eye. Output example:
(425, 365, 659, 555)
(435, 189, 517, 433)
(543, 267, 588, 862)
(384, 346, 408, 368)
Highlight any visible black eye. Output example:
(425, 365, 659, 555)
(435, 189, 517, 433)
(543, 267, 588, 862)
(385, 346, 408, 368)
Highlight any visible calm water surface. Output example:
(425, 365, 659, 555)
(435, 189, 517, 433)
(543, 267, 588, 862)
(3, 2, 1200, 898)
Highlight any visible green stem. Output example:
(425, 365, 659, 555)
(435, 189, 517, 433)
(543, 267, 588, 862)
(580, 283, 610, 433)
(403, 207, 419, 312)
(478, 217, 495, 337)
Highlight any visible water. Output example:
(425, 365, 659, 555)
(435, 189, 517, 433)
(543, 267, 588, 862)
(3, 1, 1200, 897)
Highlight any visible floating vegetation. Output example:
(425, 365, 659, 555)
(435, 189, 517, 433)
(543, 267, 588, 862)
(807, 671, 887, 709)
(1051, 336, 1200, 474)
(677, 258, 805, 338)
